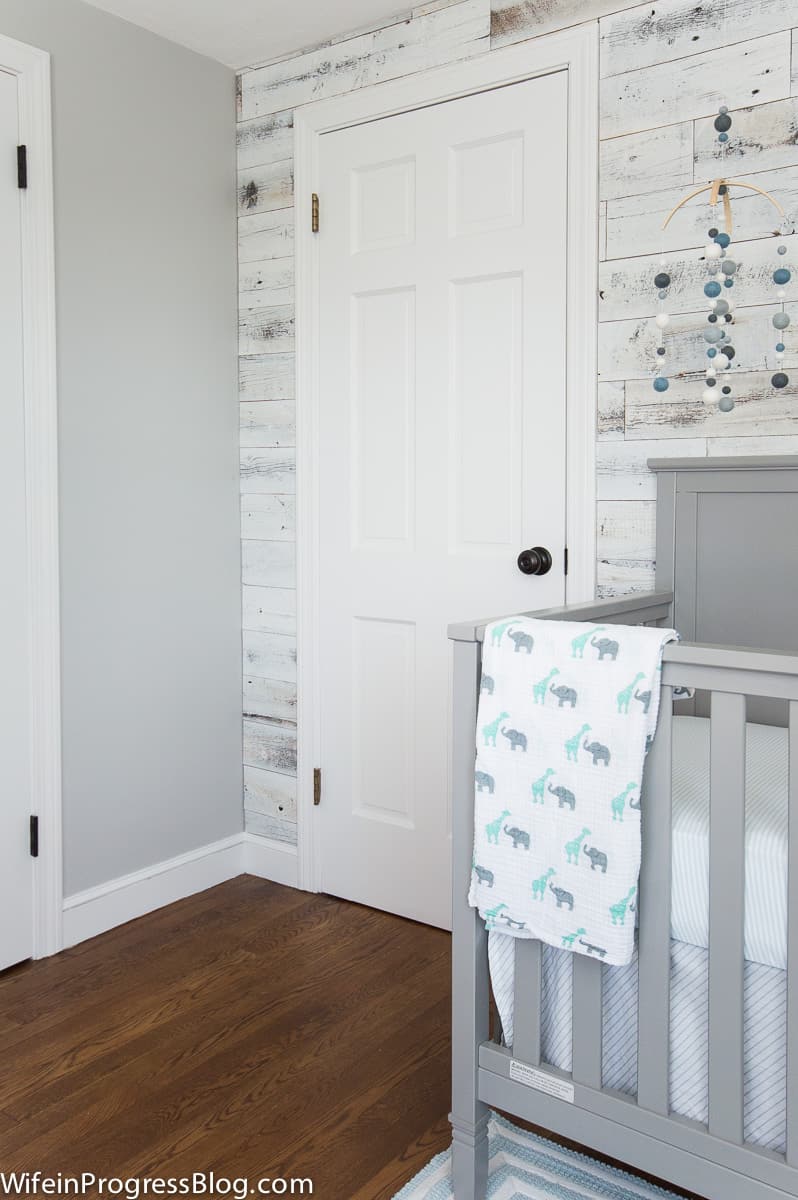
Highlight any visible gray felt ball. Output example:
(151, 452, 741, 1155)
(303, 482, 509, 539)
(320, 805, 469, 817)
(722, 259, 737, 275)
(774, 312, 791, 330)
(704, 327, 723, 343)
(718, 395, 735, 412)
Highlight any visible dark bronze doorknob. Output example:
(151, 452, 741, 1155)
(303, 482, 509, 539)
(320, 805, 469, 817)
(517, 547, 552, 576)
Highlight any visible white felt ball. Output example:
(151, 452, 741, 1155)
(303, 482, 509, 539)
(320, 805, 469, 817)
(778, 290, 787, 300)
(702, 388, 717, 403)
(655, 312, 670, 328)
(705, 243, 722, 259)
(706, 367, 716, 377)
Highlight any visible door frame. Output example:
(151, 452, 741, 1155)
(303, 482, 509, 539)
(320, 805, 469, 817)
(294, 23, 599, 892)
(0, 34, 62, 956)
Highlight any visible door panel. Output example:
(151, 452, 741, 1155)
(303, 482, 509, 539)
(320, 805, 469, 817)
(0, 66, 33, 970)
(318, 73, 569, 928)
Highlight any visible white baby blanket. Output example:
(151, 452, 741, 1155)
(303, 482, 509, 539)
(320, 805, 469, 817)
(469, 616, 677, 965)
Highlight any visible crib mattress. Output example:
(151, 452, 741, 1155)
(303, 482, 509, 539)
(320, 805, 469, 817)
(488, 934, 787, 1153)
(670, 714, 787, 970)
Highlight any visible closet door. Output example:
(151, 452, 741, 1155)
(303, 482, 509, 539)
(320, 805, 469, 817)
(317, 72, 569, 928)
(0, 65, 34, 969)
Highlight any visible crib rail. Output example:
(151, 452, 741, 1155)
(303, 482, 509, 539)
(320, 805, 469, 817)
(450, 597, 798, 1200)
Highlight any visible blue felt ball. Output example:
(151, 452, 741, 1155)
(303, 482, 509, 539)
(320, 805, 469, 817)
(773, 268, 791, 285)
(653, 376, 669, 393)
(715, 232, 731, 248)
(776, 342, 786, 353)
(724, 278, 734, 288)
(718, 132, 729, 143)
(704, 280, 722, 298)
(707, 347, 717, 358)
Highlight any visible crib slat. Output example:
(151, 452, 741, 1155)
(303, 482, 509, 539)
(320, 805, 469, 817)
(513, 940, 542, 1065)
(637, 685, 673, 1115)
(708, 690, 746, 1145)
(572, 955, 603, 1089)
(787, 701, 798, 1166)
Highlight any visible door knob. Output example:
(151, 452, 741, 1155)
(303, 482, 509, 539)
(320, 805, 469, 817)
(517, 546, 552, 576)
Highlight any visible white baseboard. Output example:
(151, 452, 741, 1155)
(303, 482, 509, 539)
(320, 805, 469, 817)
(243, 832, 299, 888)
(62, 834, 246, 948)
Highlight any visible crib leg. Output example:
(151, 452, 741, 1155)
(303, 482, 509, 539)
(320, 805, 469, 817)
(451, 1110, 489, 1200)
(450, 640, 490, 1199)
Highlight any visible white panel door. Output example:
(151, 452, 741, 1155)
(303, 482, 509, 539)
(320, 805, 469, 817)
(0, 66, 33, 970)
(317, 73, 569, 928)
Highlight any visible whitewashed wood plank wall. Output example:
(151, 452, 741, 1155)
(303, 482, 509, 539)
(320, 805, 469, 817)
(237, 0, 798, 844)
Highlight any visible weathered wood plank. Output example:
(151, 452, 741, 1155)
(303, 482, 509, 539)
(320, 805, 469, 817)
(241, 493, 296, 541)
(601, 0, 798, 78)
(244, 630, 297, 684)
(599, 233, 798, 322)
(626, 371, 798, 439)
(605, 166, 798, 259)
(596, 500, 656, 597)
(240, 400, 296, 449)
(242, 584, 296, 635)
(240, 449, 296, 496)
(239, 210, 294, 265)
(237, 159, 293, 217)
(244, 764, 298, 822)
(597, 381, 625, 440)
(600, 121, 693, 202)
(491, 0, 637, 49)
(243, 674, 298, 722)
(240, 0, 490, 118)
(599, 303, 798, 381)
(600, 32, 791, 139)
(694, 96, 798, 181)
(239, 305, 295, 356)
(237, 109, 294, 172)
(243, 717, 298, 776)
(239, 259, 295, 309)
(241, 540, 296, 590)
(244, 809, 297, 844)
(708, 433, 798, 456)
(597, 437, 706, 499)
(239, 353, 295, 402)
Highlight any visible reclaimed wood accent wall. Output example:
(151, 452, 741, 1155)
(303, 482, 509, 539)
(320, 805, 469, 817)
(237, 0, 798, 844)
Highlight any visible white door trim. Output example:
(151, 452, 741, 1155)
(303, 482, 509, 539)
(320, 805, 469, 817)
(0, 34, 62, 956)
(294, 24, 599, 892)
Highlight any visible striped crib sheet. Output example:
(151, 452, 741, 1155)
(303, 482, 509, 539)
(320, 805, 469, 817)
(489, 935, 787, 1154)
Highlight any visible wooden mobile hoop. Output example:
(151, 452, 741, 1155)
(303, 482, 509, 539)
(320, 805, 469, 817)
(662, 176, 786, 237)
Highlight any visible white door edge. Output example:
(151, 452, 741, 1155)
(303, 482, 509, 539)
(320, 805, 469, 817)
(295, 24, 599, 894)
(0, 33, 62, 957)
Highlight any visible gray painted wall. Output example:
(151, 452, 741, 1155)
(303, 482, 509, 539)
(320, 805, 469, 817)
(0, 0, 242, 893)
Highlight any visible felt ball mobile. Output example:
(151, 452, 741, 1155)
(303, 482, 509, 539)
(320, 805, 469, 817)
(651, 105, 791, 412)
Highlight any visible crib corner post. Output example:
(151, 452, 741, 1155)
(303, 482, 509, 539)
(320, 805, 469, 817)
(450, 637, 490, 1199)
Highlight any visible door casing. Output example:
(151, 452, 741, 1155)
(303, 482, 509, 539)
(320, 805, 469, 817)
(295, 24, 599, 892)
(0, 33, 61, 958)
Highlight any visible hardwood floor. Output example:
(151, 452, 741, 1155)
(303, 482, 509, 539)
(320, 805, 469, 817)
(0, 877, 451, 1199)
(0, 876, 703, 1199)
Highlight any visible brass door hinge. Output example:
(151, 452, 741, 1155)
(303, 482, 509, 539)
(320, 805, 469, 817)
(313, 767, 322, 806)
(311, 193, 319, 233)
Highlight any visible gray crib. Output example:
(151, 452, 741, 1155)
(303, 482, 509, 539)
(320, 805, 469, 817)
(449, 457, 798, 1200)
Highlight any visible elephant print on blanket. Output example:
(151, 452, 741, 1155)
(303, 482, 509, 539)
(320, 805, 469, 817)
(469, 613, 677, 966)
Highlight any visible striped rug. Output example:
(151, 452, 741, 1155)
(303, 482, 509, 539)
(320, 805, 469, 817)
(393, 1113, 686, 1199)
